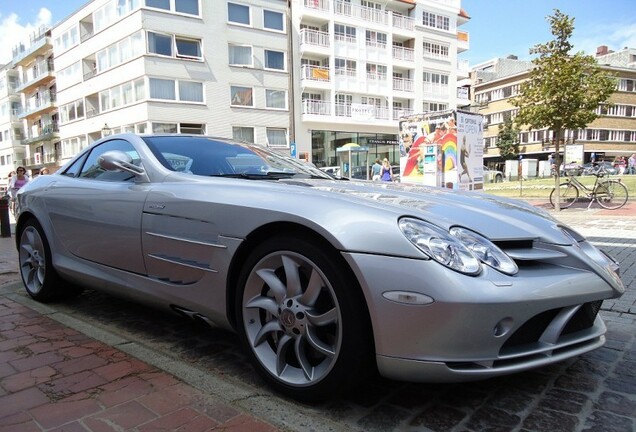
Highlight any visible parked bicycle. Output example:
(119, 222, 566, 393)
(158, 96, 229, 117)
(550, 164, 629, 210)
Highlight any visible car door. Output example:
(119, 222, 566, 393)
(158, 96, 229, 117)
(45, 138, 149, 274)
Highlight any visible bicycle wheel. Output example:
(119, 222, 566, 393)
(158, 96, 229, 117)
(595, 180, 628, 210)
(550, 183, 579, 209)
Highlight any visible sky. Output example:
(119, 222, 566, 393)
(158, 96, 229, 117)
(1, 0, 636, 65)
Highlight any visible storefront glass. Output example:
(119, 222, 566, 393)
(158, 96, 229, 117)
(311, 130, 398, 168)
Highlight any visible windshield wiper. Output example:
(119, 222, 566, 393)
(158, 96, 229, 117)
(209, 171, 296, 180)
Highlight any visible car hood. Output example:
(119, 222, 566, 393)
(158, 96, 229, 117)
(280, 178, 569, 244)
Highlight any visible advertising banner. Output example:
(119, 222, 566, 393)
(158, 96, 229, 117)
(399, 110, 483, 189)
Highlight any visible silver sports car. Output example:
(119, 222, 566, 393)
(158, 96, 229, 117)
(16, 134, 624, 401)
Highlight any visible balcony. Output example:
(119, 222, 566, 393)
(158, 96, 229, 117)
(423, 83, 450, 100)
(457, 30, 470, 52)
(301, 65, 331, 89)
(15, 59, 55, 93)
(301, 1, 415, 32)
(302, 0, 329, 13)
(22, 122, 59, 145)
(392, 46, 415, 62)
(302, 99, 331, 116)
(393, 77, 414, 93)
(12, 26, 52, 67)
(300, 28, 330, 53)
(457, 58, 469, 79)
(393, 107, 415, 120)
(18, 91, 57, 119)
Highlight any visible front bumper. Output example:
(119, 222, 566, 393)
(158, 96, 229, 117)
(342, 250, 622, 383)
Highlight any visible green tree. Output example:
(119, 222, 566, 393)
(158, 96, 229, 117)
(496, 116, 520, 160)
(510, 9, 616, 210)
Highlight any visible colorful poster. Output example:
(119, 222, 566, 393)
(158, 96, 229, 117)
(399, 111, 466, 188)
(456, 111, 484, 191)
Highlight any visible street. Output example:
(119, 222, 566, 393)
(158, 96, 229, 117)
(1, 205, 634, 432)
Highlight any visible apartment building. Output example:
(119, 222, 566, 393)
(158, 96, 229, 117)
(52, 0, 289, 164)
(472, 47, 636, 171)
(291, 0, 470, 167)
(0, 65, 26, 187)
(3, 0, 470, 173)
(11, 25, 59, 177)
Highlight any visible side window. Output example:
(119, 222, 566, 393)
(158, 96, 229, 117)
(79, 139, 141, 181)
(62, 152, 89, 178)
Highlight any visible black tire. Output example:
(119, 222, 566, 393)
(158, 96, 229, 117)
(18, 218, 82, 302)
(494, 174, 503, 183)
(595, 180, 628, 210)
(550, 183, 579, 209)
(235, 235, 372, 401)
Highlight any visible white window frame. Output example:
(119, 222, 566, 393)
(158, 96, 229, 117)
(265, 89, 287, 110)
(228, 2, 251, 26)
(229, 44, 253, 67)
(263, 9, 285, 32)
(266, 128, 288, 147)
(264, 49, 286, 71)
(230, 86, 254, 107)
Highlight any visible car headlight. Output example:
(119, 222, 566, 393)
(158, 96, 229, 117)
(398, 218, 481, 275)
(449, 227, 518, 275)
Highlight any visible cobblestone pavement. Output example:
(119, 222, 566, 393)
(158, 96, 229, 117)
(0, 203, 634, 432)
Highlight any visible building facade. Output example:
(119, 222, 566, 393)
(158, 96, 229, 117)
(472, 47, 636, 172)
(0, 65, 26, 188)
(53, 0, 289, 164)
(2, 0, 472, 176)
(291, 0, 470, 167)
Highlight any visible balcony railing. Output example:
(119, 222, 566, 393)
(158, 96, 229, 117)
(16, 59, 55, 90)
(335, 67, 357, 78)
(302, 0, 415, 31)
(303, 0, 329, 12)
(23, 122, 59, 145)
(302, 99, 331, 116)
(392, 46, 415, 62)
(300, 28, 330, 49)
(18, 92, 56, 118)
(301, 65, 330, 82)
(423, 83, 449, 99)
(393, 108, 415, 119)
(393, 77, 414, 92)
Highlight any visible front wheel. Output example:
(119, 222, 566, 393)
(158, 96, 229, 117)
(550, 183, 579, 209)
(18, 218, 82, 302)
(595, 180, 628, 210)
(236, 235, 372, 401)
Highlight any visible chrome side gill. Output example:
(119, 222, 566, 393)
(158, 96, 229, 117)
(146, 231, 228, 248)
(147, 253, 217, 273)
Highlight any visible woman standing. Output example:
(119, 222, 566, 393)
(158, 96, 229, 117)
(8, 166, 29, 215)
(380, 158, 393, 182)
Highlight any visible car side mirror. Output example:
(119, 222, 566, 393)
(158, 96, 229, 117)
(98, 150, 145, 175)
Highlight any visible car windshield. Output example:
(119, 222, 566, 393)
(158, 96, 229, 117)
(142, 136, 331, 179)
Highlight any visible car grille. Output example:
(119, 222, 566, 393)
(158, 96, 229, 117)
(501, 300, 603, 350)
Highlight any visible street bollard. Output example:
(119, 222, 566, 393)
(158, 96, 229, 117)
(0, 196, 11, 238)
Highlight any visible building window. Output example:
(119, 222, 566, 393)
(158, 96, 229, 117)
(231, 86, 253, 106)
(422, 11, 449, 31)
(152, 122, 178, 133)
(146, 0, 170, 9)
(228, 2, 250, 25)
(175, 37, 201, 59)
(334, 24, 356, 43)
(150, 78, 176, 100)
(178, 81, 203, 102)
(180, 123, 205, 134)
(149, 78, 203, 102)
(266, 89, 286, 109)
(264, 9, 284, 32)
(233, 126, 254, 142)
(175, 0, 199, 15)
(264, 50, 285, 70)
(148, 32, 173, 56)
(266, 128, 287, 147)
(229, 44, 252, 66)
(365, 30, 387, 48)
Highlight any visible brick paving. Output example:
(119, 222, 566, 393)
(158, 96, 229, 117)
(0, 202, 635, 432)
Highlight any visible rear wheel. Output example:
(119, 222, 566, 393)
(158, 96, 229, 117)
(595, 180, 628, 210)
(550, 183, 579, 209)
(236, 235, 372, 401)
(18, 219, 82, 302)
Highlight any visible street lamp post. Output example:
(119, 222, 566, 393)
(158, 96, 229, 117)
(101, 123, 112, 137)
